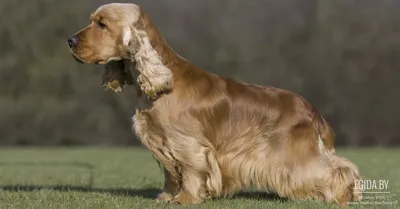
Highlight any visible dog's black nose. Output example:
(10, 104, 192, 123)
(68, 36, 78, 47)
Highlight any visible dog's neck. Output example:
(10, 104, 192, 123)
(125, 11, 187, 99)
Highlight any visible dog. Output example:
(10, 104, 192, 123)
(68, 3, 363, 206)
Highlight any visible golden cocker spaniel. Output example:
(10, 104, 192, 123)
(68, 3, 363, 206)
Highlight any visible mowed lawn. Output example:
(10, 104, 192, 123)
(0, 147, 399, 209)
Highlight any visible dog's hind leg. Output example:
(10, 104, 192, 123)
(244, 129, 362, 207)
(324, 154, 363, 206)
(259, 150, 362, 207)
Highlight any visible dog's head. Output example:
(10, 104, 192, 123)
(68, 3, 174, 97)
(67, 3, 142, 64)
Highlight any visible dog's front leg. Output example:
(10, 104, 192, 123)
(133, 109, 181, 201)
(169, 167, 209, 204)
(168, 143, 222, 204)
(156, 168, 181, 202)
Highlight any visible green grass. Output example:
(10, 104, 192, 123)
(0, 147, 399, 209)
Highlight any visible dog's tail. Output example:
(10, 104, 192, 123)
(314, 112, 336, 155)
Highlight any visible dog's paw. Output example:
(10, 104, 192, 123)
(156, 192, 173, 202)
(168, 192, 201, 205)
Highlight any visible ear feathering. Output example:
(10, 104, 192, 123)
(102, 60, 134, 92)
(123, 13, 174, 99)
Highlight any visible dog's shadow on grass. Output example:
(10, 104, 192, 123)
(0, 161, 285, 202)
(0, 185, 286, 202)
(0, 185, 161, 199)
(0, 161, 161, 199)
(232, 191, 286, 202)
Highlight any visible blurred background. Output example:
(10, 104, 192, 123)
(0, 0, 399, 147)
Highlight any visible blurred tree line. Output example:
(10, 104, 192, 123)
(0, 0, 399, 146)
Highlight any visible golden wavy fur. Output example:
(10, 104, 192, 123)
(68, 3, 363, 206)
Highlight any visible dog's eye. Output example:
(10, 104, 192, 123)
(98, 21, 107, 29)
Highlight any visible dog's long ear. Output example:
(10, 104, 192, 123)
(101, 60, 133, 92)
(102, 60, 124, 86)
(121, 59, 136, 85)
(121, 4, 143, 48)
